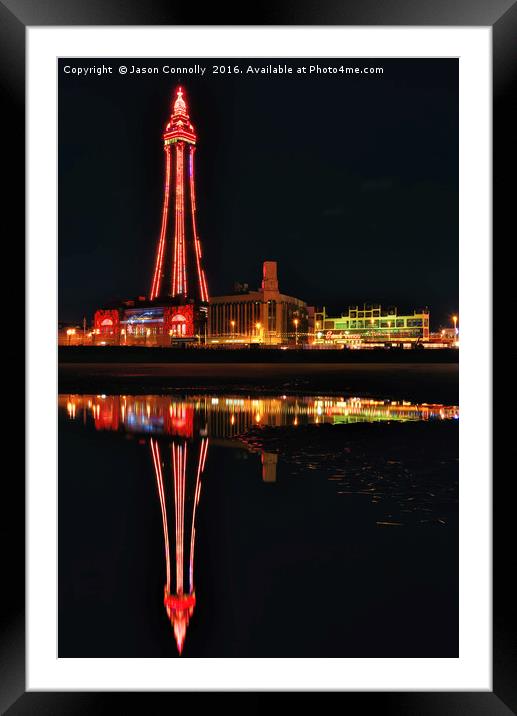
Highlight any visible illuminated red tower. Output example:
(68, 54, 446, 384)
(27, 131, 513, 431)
(150, 87, 209, 336)
(150, 435, 209, 654)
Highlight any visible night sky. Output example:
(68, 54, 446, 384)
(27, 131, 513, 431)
(58, 58, 458, 328)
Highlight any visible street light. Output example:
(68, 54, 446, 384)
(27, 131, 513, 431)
(255, 322, 261, 342)
(293, 318, 299, 346)
(66, 328, 75, 346)
(452, 315, 458, 335)
(120, 328, 126, 346)
(230, 319, 235, 339)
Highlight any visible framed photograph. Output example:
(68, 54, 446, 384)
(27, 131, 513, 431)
(4, 0, 509, 711)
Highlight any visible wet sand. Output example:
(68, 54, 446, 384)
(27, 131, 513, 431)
(238, 419, 459, 527)
(59, 362, 458, 404)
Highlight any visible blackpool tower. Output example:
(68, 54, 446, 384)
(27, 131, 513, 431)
(150, 87, 209, 335)
(93, 87, 209, 344)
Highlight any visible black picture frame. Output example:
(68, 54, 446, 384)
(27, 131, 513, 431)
(4, 0, 507, 711)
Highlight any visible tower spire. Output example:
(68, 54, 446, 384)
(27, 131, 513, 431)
(173, 86, 188, 116)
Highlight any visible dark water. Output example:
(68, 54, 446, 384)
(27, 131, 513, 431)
(58, 393, 459, 657)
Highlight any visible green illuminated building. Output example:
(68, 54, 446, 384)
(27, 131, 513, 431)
(314, 304, 430, 346)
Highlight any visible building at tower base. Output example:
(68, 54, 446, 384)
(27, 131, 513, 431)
(93, 297, 208, 346)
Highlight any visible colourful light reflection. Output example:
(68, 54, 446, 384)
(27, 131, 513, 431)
(59, 392, 459, 651)
(59, 393, 459, 438)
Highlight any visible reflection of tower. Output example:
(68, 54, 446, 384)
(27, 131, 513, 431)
(150, 436, 208, 654)
(150, 87, 209, 308)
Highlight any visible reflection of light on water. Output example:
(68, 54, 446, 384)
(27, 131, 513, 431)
(226, 398, 244, 406)
(58, 392, 459, 652)
(59, 394, 459, 438)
